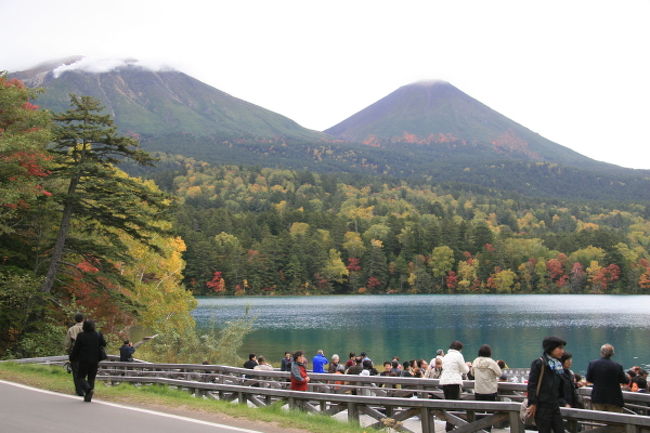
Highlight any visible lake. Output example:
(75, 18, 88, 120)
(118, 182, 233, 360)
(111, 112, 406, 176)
(193, 294, 650, 373)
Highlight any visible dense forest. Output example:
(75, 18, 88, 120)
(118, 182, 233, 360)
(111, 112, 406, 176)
(151, 157, 650, 296)
(2, 74, 650, 360)
(0, 75, 242, 362)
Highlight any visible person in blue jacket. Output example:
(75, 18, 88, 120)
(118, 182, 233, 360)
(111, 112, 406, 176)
(312, 349, 328, 373)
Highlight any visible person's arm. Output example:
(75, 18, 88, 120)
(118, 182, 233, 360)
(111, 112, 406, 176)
(64, 329, 73, 353)
(459, 354, 470, 374)
(618, 365, 629, 384)
(291, 363, 305, 382)
(70, 336, 80, 362)
(558, 373, 569, 407)
(491, 359, 502, 378)
(586, 361, 594, 384)
(527, 359, 541, 406)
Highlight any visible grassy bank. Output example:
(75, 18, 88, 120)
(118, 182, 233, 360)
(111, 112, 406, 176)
(0, 362, 375, 433)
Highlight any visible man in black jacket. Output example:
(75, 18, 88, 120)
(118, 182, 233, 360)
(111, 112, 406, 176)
(586, 344, 629, 412)
(526, 336, 568, 433)
(70, 320, 107, 403)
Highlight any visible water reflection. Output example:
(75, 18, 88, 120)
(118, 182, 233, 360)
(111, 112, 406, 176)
(193, 295, 650, 372)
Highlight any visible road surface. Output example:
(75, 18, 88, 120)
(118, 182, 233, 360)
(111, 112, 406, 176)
(0, 380, 266, 433)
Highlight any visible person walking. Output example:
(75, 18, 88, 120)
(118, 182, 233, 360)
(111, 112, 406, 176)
(525, 336, 567, 433)
(440, 340, 470, 432)
(290, 351, 310, 391)
(586, 344, 629, 412)
(65, 312, 84, 396)
(70, 320, 106, 403)
(312, 349, 328, 373)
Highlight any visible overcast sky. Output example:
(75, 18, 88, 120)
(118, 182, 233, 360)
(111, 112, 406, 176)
(1, 0, 649, 169)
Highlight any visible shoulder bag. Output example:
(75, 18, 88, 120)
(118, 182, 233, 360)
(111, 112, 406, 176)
(520, 357, 545, 425)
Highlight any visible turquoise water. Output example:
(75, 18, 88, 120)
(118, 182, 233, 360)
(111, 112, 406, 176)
(193, 295, 650, 373)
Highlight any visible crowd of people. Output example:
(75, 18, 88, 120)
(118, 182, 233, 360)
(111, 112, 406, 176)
(243, 338, 649, 433)
(64, 311, 649, 425)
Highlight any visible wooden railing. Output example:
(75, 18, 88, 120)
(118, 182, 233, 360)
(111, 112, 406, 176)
(7, 356, 650, 433)
(94, 361, 650, 433)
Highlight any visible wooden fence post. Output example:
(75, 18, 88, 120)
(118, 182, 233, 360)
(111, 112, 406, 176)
(347, 402, 359, 424)
(509, 410, 523, 433)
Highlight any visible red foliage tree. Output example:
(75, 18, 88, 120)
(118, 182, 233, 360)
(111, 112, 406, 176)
(346, 257, 362, 272)
(446, 271, 458, 290)
(206, 271, 226, 293)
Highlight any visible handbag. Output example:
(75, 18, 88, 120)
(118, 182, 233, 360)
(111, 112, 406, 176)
(520, 357, 545, 425)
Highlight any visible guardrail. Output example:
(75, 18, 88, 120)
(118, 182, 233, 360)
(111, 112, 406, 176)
(7, 356, 650, 433)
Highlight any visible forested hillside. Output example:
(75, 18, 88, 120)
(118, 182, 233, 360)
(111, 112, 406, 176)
(0, 75, 226, 362)
(150, 155, 650, 296)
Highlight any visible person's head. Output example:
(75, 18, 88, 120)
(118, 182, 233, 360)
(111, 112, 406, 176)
(284, 351, 291, 358)
(362, 359, 373, 369)
(639, 369, 648, 379)
(257, 356, 266, 364)
(391, 355, 400, 362)
(248, 353, 256, 361)
(383, 361, 391, 370)
(123, 339, 130, 345)
(74, 313, 84, 323)
(317, 349, 324, 355)
(560, 352, 573, 369)
(82, 319, 95, 332)
(331, 354, 340, 363)
(360, 352, 367, 358)
(419, 359, 428, 369)
(436, 349, 445, 357)
(355, 355, 363, 365)
(391, 360, 400, 369)
(402, 360, 411, 370)
(497, 360, 506, 369)
(478, 344, 492, 358)
(600, 343, 615, 359)
(348, 352, 355, 360)
(435, 357, 443, 368)
(293, 350, 305, 362)
(542, 336, 566, 359)
(636, 377, 648, 391)
(449, 340, 463, 351)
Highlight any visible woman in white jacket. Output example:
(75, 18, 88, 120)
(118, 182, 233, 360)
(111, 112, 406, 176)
(440, 340, 470, 432)
(471, 344, 502, 432)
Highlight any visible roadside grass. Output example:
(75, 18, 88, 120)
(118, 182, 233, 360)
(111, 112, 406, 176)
(0, 362, 376, 433)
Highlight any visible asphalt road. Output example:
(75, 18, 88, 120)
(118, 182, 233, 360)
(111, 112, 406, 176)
(0, 380, 265, 433)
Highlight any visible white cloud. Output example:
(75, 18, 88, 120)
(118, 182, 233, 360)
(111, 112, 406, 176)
(52, 56, 175, 78)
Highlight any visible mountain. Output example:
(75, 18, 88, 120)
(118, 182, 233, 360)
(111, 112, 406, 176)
(11, 57, 328, 143)
(11, 59, 650, 201)
(325, 80, 611, 170)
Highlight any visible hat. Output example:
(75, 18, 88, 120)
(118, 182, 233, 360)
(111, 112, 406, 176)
(543, 336, 566, 354)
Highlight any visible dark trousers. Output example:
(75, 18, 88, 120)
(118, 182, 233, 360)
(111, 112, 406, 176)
(443, 384, 462, 432)
(535, 404, 565, 433)
(77, 361, 99, 393)
(475, 393, 497, 432)
(70, 360, 84, 396)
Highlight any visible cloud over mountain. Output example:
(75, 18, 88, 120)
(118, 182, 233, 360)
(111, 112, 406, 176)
(52, 56, 175, 78)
